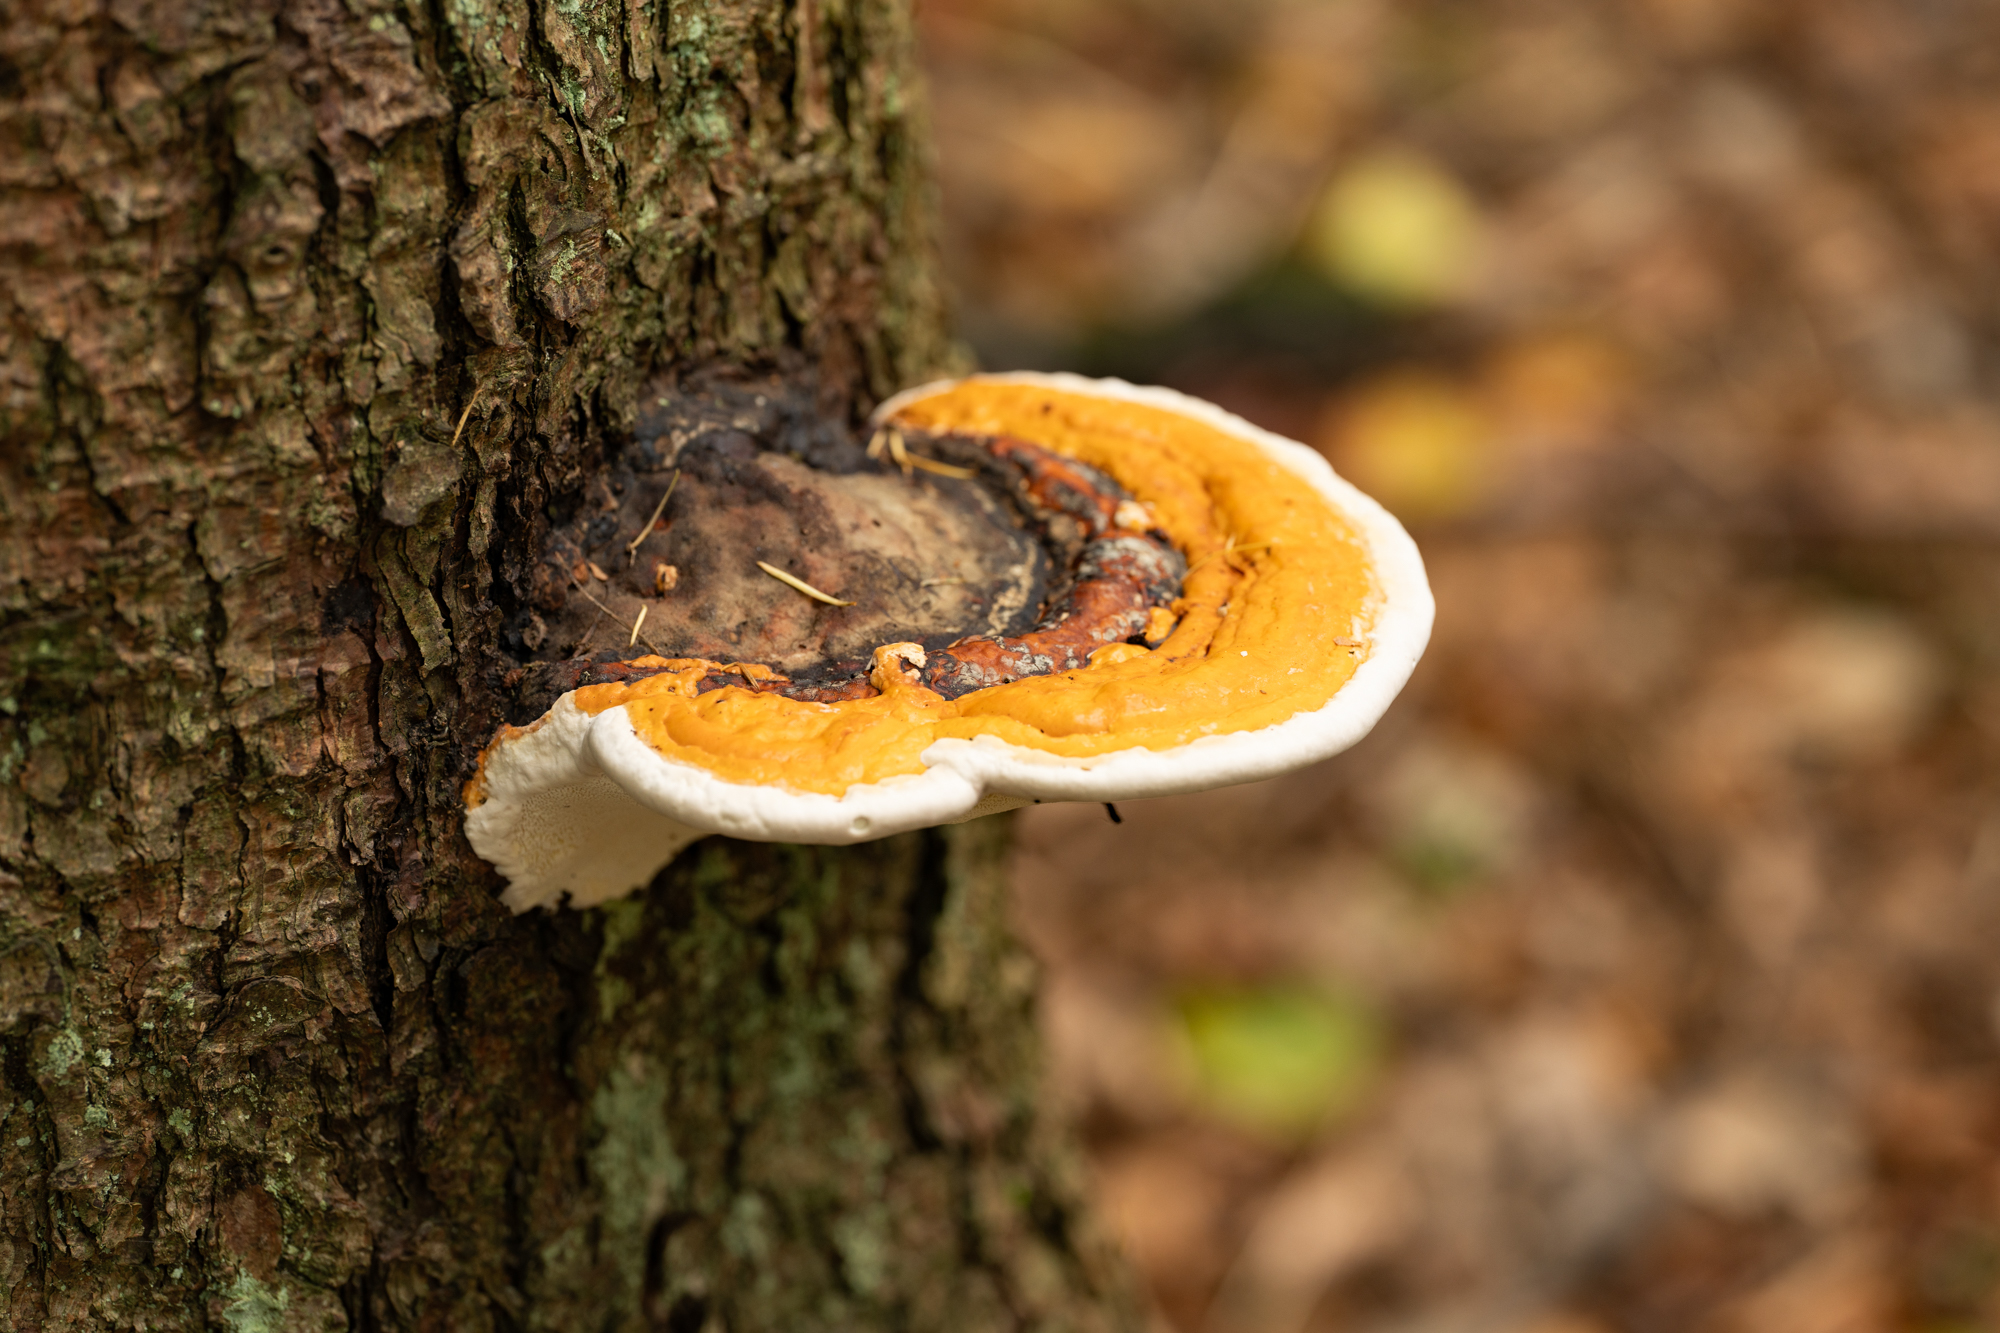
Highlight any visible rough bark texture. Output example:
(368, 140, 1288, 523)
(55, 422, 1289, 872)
(0, 1, 1134, 1327)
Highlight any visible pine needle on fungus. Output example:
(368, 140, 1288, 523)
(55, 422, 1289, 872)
(906, 453, 975, 478)
(757, 561, 855, 607)
(569, 577, 662, 656)
(625, 468, 681, 561)
(868, 428, 975, 479)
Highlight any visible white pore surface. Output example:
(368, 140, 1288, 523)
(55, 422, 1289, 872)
(467, 373, 1434, 911)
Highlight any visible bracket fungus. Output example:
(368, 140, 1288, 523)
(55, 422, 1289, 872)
(466, 373, 1434, 910)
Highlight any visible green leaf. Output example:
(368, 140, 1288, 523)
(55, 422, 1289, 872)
(1174, 984, 1382, 1137)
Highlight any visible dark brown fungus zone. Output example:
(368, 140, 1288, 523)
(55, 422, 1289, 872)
(507, 390, 1185, 712)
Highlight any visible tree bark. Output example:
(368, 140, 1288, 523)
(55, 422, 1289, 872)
(0, 2, 1134, 1327)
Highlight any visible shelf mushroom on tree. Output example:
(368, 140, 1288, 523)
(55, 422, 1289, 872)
(467, 373, 1434, 910)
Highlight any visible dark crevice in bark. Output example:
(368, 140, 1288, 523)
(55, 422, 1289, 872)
(826, 6, 857, 137)
(641, 1209, 698, 1323)
(421, 0, 481, 112)
(1, 1030, 52, 1301)
(357, 862, 396, 1035)
(894, 828, 952, 1154)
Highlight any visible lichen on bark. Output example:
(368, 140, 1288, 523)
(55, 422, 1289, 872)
(0, 0, 1131, 1326)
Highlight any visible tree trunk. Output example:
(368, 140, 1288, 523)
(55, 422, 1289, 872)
(0, 2, 1134, 1327)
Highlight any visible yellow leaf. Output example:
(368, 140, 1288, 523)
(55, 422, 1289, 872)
(1317, 371, 1492, 519)
(1305, 148, 1482, 308)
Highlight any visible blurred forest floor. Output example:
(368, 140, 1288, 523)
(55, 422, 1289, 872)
(917, 1, 2000, 1330)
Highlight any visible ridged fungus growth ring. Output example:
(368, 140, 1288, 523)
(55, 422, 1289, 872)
(466, 374, 1435, 911)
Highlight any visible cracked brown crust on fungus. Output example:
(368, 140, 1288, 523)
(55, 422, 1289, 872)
(506, 416, 1186, 710)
